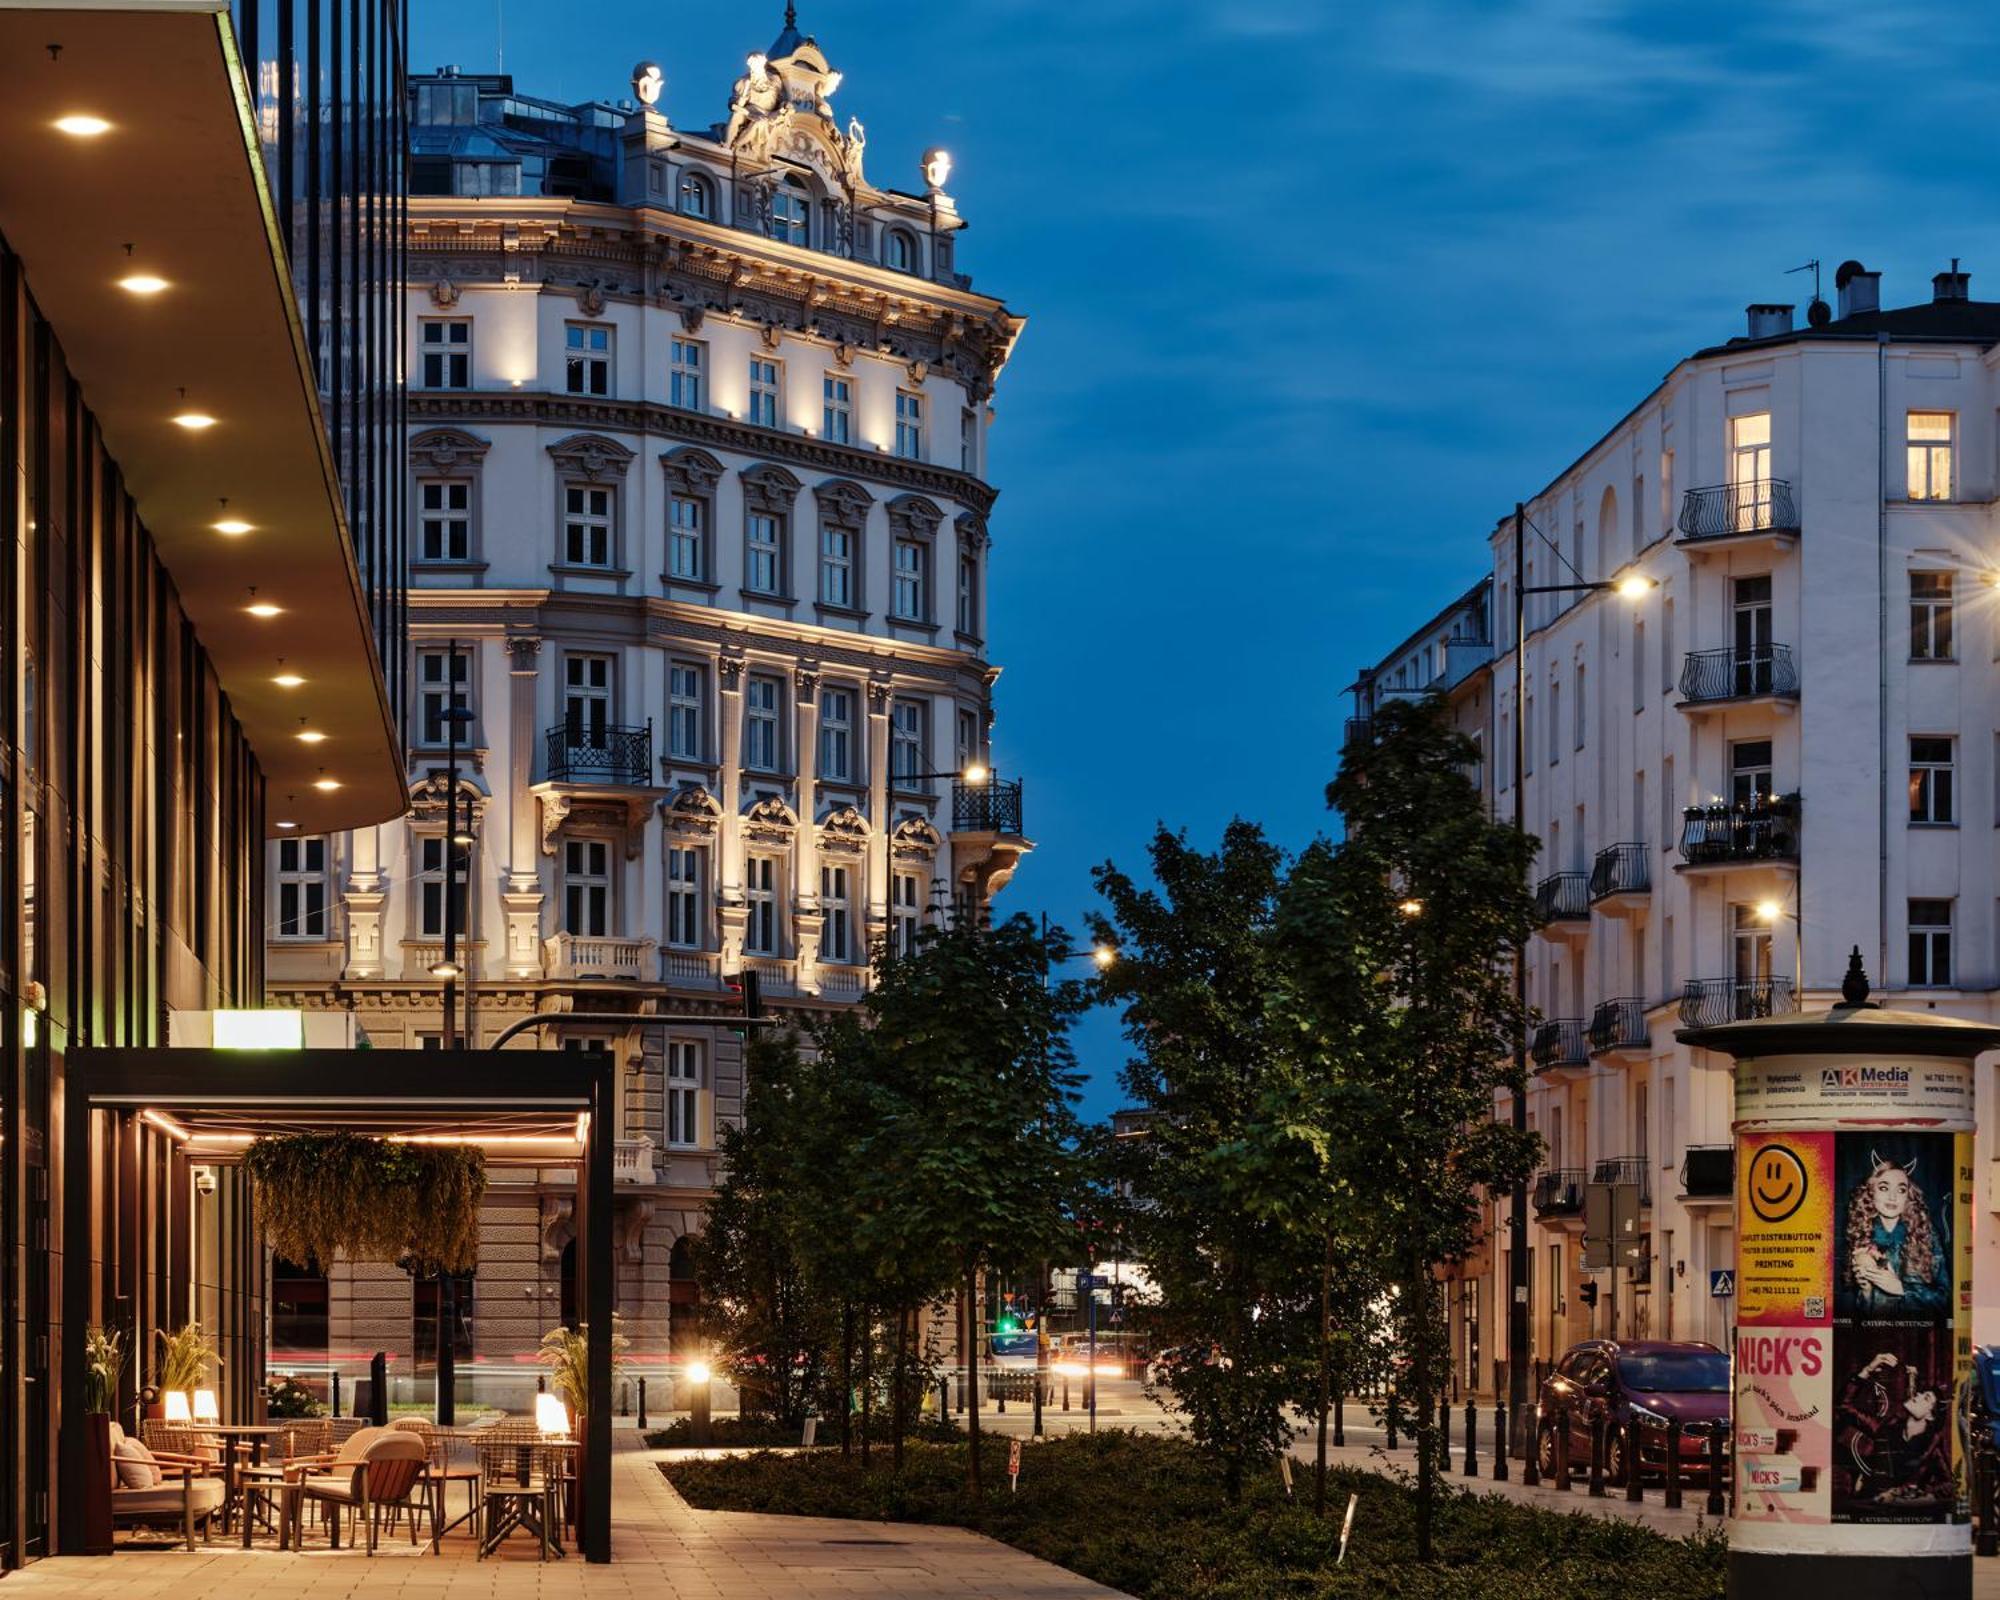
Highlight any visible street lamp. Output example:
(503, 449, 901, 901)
(1754, 891, 1804, 995)
(1505, 501, 1655, 1482)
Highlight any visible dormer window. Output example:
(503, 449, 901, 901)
(884, 229, 916, 273)
(768, 178, 810, 247)
(678, 170, 715, 220)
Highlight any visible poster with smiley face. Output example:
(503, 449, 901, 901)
(1739, 1130, 1833, 1326)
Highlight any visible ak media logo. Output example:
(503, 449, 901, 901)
(1820, 1064, 1911, 1093)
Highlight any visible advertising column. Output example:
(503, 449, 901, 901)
(1716, 998, 1991, 1600)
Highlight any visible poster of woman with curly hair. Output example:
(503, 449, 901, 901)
(1834, 1133, 1951, 1320)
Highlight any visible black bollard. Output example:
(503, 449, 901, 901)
(938, 1374, 950, 1421)
(331, 1370, 342, 1418)
(1588, 1412, 1606, 1497)
(1334, 1393, 1345, 1448)
(1626, 1425, 1645, 1502)
(1440, 1395, 1452, 1474)
(1554, 1406, 1572, 1492)
(1463, 1400, 1478, 1477)
(369, 1351, 389, 1426)
(1492, 1404, 1509, 1483)
(1705, 1426, 1725, 1517)
(996, 1375, 1006, 1415)
(1385, 1395, 1398, 1452)
(1977, 1442, 1998, 1558)
(1521, 1400, 1541, 1487)
(1664, 1419, 1683, 1510)
(637, 1375, 648, 1431)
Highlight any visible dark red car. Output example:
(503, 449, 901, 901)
(1534, 1339, 1730, 1484)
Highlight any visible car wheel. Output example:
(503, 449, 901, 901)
(1606, 1427, 1629, 1487)
(1536, 1423, 1558, 1479)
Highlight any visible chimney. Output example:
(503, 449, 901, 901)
(1835, 260, 1880, 320)
(1746, 304, 1794, 339)
(1933, 260, 1971, 302)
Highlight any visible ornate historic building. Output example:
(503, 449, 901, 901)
(264, 11, 1030, 1396)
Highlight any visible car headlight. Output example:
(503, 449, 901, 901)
(1630, 1405, 1672, 1429)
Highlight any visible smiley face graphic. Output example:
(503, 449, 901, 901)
(1749, 1144, 1809, 1224)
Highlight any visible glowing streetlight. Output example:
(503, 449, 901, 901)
(1398, 898, 1425, 918)
(1091, 944, 1116, 971)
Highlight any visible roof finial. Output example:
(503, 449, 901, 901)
(785, 2, 797, 25)
(1841, 946, 1872, 1008)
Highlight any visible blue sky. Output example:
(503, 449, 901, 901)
(413, 1, 2000, 1116)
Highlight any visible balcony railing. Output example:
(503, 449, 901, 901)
(1533, 1168, 1587, 1217)
(661, 949, 722, 989)
(1531, 1018, 1588, 1071)
(1588, 842, 1649, 902)
(543, 933, 655, 981)
(1678, 796, 1799, 867)
(953, 774, 1024, 835)
(615, 1137, 658, 1184)
(1679, 976, 1797, 1032)
(1592, 1155, 1653, 1207)
(1678, 645, 1799, 704)
(1587, 996, 1649, 1055)
(545, 720, 653, 786)
(1532, 871, 1590, 923)
(1677, 478, 1800, 542)
(818, 966, 869, 999)
(745, 956, 795, 997)
(1681, 1145, 1734, 1200)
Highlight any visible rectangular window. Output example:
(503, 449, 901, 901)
(956, 706, 981, 772)
(416, 646, 471, 747)
(892, 870, 922, 956)
(564, 484, 613, 567)
(819, 687, 854, 783)
(1911, 571, 1954, 660)
(418, 480, 470, 562)
(1909, 898, 1954, 987)
(419, 835, 470, 939)
(822, 374, 852, 444)
(748, 358, 781, 429)
(1660, 597, 1675, 693)
(820, 863, 853, 965)
(666, 846, 704, 949)
(746, 513, 782, 595)
(563, 654, 613, 746)
(891, 699, 924, 784)
(1910, 736, 1956, 824)
(745, 855, 781, 956)
(1728, 412, 1772, 529)
(1661, 754, 1676, 848)
(420, 318, 470, 388)
(961, 406, 978, 473)
(669, 336, 706, 411)
(1731, 902, 1772, 987)
(1731, 739, 1774, 807)
(666, 1040, 702, 1147)
(275, 836, 328, 939)
(668, 662, 705, 761)
(745, 675, 782, 772)
(895, 390, 925, 460)
(1659, 448, 1674, 534)
(892, 538, 926, 620)
(668, 495, 705, 582)
(565, 322, 611, 396)
(1548, 680, 1561, 766)
(1572, 663, 1586, 751)
(818, 524, 855, 608)
(956, 554, 977, 634)
(768, 186, 809, 246)
(1632, 619, 1645, 711)
(563, 838, 611, 937)
(1907, 411, 1954, 501)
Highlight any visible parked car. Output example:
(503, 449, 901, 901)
(1535, 1339, 1730, 1484)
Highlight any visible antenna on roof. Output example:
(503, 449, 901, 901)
(1787, 259, 1828, 327)
(496, 0, 504, 72)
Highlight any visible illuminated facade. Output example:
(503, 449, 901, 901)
(265, 11, 1029, 1387)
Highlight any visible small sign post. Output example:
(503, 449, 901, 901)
(1709, 1268, 1735, 1299)
(1008, 1437, 1022, 1494)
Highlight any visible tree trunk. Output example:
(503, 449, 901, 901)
(840, 1298, 855, 1459)
(964, 1260, 983, 1500)
(860, 1302, 874, 1466)
(892, 1304, 909, 1472)
(1412, 1241, 1434, 1562)
(1315, 1230, 1333, 1515)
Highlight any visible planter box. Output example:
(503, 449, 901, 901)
(82, 1413, 113, 1555)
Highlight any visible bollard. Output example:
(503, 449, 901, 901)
(1626, 1425, 1644, 1503)
(1664, 1419, 1683, 1510)
(1587, 1412, 1606, 1497)
(1705, 1426, 1725, 1517)
(1492, 1404, 1509, 1484)
(1977, 1441, 1998, 1558)
(996, 1375, 1006, 1415)
(938, 1375, 950, 1421)
(331, 1370, 341, 1418)
(1439, 1396, 1452, 1474)
(1334, 1393, 1345, 1448)
(1462, 1400, 1478, 1477)
(1521, 1402, 1540, 1487)
(1062, 1374, 1070, 1411)
(1385, 1394, 1398, 1452)
(637, 1375, 648, 1431)
(1554, 1406, 1572, 1492)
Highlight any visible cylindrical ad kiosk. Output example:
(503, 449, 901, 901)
(1681, 953, 2000, 1600)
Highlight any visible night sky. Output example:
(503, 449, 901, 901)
(412, 0, 2000, 1117)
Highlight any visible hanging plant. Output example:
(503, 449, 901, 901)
(243, 1133, 487, 1273)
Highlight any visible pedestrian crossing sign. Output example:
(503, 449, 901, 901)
(1710, 1268, 1735, 1298)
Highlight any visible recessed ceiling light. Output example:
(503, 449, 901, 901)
(55, 114, 111, 137)
(312, 778, 342, 792)
(172, 412, 217, 431)
(118, 274, 169, 296)
(296, 730, 327, 744)
(213, 518, 253, 536)
(247, 602, 282, 618)
(273, 673, 305, 688)
(274, 820, 299, 831)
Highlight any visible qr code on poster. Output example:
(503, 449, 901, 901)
(1804, 1296, 1825, 1320)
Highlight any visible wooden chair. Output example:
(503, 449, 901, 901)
(475, 1436, 559, 1560)
(237, 1419, 333, 1544)
(108, 1423, 225, 1551)
(291, 1429, 433, 1554)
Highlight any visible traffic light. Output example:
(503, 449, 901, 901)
(1578, 1279, 1600, 1309)
(725, 969, 765, 1036)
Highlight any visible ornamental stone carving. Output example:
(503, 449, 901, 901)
(578, 281, 606, 317)
(723, 53, 789, 162)
(813, 478, 874, 532)
(429, 278, 459, 307)
(660, 445, 725, 497)
(740, 462, 804, 517)
(793, 665, 819, 702)
(506, 634, 542, 672)
(819, 804, 870, 854)
(955, 510, 989, 553)
(891, 816, 943, 861)
(678, 305, 706, 334)
(537, 791, 572, 856)
(661, 785, 722, 837)
(408, 773, 486, 832)
(546, 432, 635, 483)
(886, 493, 943, 542)
(409, 426, 491, 474)
(742, 795, 799, 846)
(906, 359, 929, 387)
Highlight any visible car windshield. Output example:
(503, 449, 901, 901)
(1618, 1351, 1729, 1393)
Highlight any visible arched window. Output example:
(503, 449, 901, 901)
(883, 228, 915, 273)
(1597, 485, 1619, 569)
(678, 170, 714, 220)
(768, 177, 810, 246)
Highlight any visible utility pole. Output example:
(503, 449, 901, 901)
(1509, 504, 1533, 1479)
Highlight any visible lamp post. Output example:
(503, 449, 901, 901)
(1507, 502, 1654, 1475)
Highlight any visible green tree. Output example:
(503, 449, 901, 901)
(1281, 696, 1541, 1557)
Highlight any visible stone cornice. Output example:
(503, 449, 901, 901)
(409, 392, 999, 517)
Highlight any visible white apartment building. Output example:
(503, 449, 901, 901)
(264, 12, 1028, 1390)
(1350, 261, 2000, 1395)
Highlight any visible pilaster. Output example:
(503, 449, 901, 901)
(717, 654, 748, 970)
(502, 635, 545, 977)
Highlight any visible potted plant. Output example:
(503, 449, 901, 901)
(81, 1324, 125, 1554)
(537, 1319, 628, 1533)
(152, 1321, 216, 1421)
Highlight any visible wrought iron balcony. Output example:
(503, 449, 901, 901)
(1531, 1018, 1589, 1071)
(1532, 871, 1590, 923)
(1587, 996, 1649, 1055)
(1588, 842, 1649, 903)
(953, 773, 1024, 835)
(545, 720, 653, 786)
(1677, 796, 1799, 868)
(1678, 645, 1800, 705)
(1679, 976, 1797, 1032)
(1533, 1168, 1587, 1217)
(1592, 1155, 1653, 1207)
(1677, 479, 1800, 542)
(1680, 1145, 1734, 1201)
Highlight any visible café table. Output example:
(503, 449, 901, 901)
(190, 1423, 300, 1546)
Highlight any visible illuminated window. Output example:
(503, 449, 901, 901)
(748, 358, 781, 428)
(1727, 413, 1771, 529)
(744, 675, 782, 772)
(420, 319, 470, 389)
(565, 323, 611, 396)
(668, 495, 705, 582)
(745, 855, 782, 956)
(669, 337, 706, 411)
(1909, 736, 1956, 824)
(819, 524, 855, 608)
(1907, 412, 1954, 501)
(819, 687, 854, 782)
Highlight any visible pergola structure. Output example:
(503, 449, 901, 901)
(57, 1049, 616, 1562)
